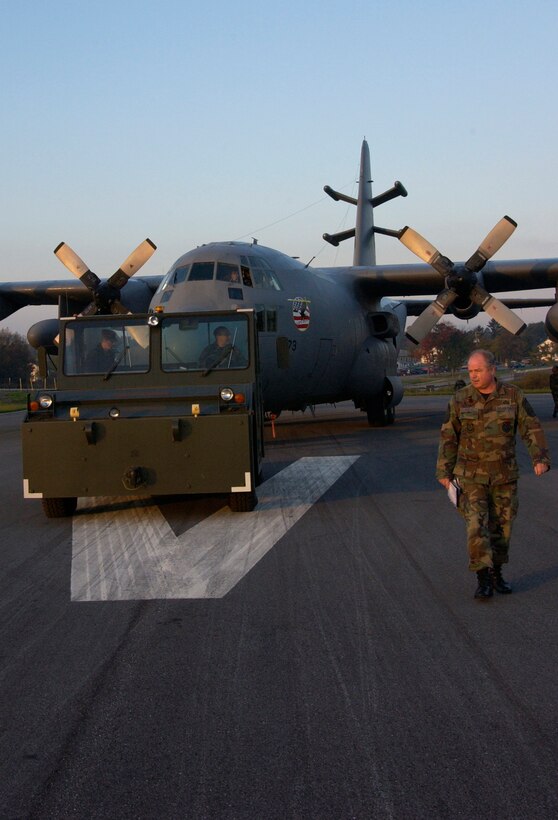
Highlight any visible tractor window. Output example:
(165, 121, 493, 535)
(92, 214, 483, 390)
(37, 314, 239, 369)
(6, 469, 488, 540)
(63, 320, 150, 375)
(161, 315, 249, 372)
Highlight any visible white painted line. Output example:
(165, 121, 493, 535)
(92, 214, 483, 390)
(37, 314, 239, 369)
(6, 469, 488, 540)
(231, 471, 251, 492)
(71, 455, 359, 601)
(23, 479, 43, 499)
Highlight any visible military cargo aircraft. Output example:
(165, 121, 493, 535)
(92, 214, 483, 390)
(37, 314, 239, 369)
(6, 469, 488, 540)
(2, 140, 558, 425)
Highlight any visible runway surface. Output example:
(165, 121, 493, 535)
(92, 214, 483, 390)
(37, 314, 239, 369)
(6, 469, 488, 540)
(1, 395, 558, 819)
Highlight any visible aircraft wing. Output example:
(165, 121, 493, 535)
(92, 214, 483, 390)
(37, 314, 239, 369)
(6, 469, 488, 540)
(397, 296, 556, 317)
(332, 258, 558, 298)
(0, 275, 163, 321)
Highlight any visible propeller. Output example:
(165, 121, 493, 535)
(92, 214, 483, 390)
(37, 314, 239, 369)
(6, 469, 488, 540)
(54, 238, 156, 316)
(399, 216, 525, 344)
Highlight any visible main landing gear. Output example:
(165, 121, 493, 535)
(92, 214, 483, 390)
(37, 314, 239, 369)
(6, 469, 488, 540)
(364, 397, 395, 427)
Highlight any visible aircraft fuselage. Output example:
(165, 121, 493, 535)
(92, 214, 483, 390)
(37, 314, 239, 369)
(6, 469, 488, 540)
(151, 241, 402, 416)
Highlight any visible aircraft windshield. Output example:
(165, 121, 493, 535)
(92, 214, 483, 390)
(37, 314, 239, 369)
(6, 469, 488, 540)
(161, 315, 249, 373)
(63, 319, 150, 376)
(156, 254, 283, 294)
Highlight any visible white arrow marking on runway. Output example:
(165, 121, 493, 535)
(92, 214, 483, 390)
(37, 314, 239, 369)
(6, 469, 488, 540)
(71, 455, 359, 601)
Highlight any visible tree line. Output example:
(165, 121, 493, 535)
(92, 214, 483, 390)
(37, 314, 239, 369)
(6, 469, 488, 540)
(407, 320, 557, 373)
(0, 329, 37, 387)
(0, 320, 556, 386)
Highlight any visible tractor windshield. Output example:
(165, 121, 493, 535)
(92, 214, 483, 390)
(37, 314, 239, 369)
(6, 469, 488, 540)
(161, 314, 249, 373)
(63, 319, 150, 376)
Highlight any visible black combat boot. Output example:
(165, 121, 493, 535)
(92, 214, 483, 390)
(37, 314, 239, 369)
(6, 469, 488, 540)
(474, 568, 494, 600)
(491, 564, 512, 594)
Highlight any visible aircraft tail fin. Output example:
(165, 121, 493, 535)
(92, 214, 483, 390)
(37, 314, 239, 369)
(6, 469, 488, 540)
(323, 140, 407, 267)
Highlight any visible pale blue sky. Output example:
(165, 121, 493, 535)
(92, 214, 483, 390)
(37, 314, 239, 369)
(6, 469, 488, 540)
(1, 0, 557, 334)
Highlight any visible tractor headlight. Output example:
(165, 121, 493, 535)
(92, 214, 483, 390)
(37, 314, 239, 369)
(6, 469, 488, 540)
(38, 394, 54, 409)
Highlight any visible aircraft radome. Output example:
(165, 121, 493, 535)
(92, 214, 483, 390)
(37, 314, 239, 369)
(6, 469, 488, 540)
(2, 140, 558, 426)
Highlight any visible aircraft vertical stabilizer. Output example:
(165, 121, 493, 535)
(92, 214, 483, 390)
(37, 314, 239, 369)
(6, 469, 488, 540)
(323, 141, 406, 267)
(353, 140, 376, 267)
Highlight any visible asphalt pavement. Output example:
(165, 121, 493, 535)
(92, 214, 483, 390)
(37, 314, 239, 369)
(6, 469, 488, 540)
(1, 396, 557, 819)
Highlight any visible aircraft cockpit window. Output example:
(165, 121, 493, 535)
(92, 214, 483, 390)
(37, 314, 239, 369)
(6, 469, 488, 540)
(241, 255, 282, 290)
(63, 321, 150, 376)
(216, 263, 241, 284)
(161, 315, 249, 373)
(241, 265, 252, 287)
(157, 269, 174, 293)
(173, 265, 190, 284)
(188, 262, 215, 281)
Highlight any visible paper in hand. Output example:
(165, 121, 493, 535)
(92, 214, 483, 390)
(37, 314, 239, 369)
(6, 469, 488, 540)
(447, 479, 461, 507)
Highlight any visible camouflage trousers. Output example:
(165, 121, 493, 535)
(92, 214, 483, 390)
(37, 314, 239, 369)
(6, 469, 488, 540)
(458, 480, 519, 572)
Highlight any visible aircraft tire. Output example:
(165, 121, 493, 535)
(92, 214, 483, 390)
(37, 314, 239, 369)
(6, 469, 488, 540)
(365, 402, 395, 427)
(41, 497, 78, 518)
(229, 491, 257, 512)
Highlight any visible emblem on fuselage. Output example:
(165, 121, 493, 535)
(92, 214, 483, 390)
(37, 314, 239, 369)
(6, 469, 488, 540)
(289, 297, 311, 332)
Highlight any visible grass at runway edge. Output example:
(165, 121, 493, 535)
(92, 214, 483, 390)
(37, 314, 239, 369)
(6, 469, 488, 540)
(0, 391, 26, 412)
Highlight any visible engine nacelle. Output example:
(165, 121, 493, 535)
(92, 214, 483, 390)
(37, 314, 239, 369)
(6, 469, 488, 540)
(448, 298, 481, 322)
(366, 310, 400, 339)
(27, 319, 60, 351)
(545, 303, 558, 342)
(346, 335, 402, 410)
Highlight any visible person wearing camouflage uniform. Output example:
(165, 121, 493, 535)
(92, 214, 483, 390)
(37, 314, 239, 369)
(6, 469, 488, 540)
(549, 365, 558, 418)
(436, 349, 550, 600)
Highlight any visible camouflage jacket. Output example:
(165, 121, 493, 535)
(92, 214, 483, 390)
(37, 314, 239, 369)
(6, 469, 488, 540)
(436, 380, 551, 485)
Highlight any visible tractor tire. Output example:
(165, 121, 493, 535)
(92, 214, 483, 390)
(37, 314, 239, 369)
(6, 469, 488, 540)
(41, 497, 78, 518)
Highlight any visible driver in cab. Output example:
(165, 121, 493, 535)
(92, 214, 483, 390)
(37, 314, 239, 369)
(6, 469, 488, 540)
(199, 326, 246, 370)
(85, 329, 118, 372)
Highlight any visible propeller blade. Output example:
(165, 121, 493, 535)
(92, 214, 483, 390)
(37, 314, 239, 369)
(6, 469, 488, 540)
(107, 238, 157, 289)
(398, 227, 453, 276)
(465, 216, 517, 272)
(470, 285, 526, 335)
(54, 242, 101, 291)
(405, 289, 458, 345)
(77, 302, 99, 318)
(109, 300, 132, 315)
